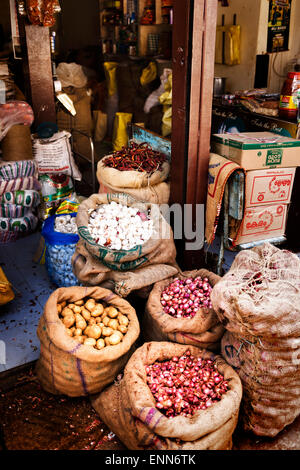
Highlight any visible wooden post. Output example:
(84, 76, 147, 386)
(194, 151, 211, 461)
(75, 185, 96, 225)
(170, 0, 218, 269)
(21, 24, 56, 126)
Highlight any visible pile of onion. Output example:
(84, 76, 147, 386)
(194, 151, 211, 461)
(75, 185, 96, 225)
(160, 277, 213, 318)
(146, 350, 228, 418)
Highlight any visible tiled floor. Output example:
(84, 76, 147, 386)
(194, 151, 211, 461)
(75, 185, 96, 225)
(0, 232, 56, 373)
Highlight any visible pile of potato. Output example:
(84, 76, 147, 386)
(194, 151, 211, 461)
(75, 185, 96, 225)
(57, 297, 129, 349)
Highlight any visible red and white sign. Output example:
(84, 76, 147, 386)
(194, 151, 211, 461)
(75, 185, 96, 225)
(245, 167, 296, 207)
(234, 203, 287, 245)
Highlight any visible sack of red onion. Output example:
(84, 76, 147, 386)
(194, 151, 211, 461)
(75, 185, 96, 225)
(211, 242, 300, 437)
(73, 193, 178, 296)
(36, 286, 140, 397)
(91, 342, 242, 450)
(143, 270, 224, 350)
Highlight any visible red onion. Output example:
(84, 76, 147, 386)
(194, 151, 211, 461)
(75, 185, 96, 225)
(146, 350, 228, 418)
(160, 277, 213, 318)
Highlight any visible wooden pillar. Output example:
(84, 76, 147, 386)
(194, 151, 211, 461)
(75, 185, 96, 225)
(21, 23, 56, 126)
(170, 0, 218, 269)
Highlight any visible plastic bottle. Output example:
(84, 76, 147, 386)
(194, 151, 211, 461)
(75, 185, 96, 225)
(279, 71, 300, 121)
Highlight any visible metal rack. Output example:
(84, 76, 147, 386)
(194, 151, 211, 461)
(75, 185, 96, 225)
(217, 169, 286, 275)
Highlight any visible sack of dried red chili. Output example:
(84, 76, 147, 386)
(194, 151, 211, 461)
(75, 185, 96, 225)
(91, 342, 242, 450)
(143, 270, 224, 351)
(97, 143, 170, 204)
(211, 242, 300, 437)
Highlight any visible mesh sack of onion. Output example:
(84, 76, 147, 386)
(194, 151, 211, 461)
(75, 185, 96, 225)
(211, 242, 300, 437)
(91, 341, 242, 450)
(143, 270, 225, 351)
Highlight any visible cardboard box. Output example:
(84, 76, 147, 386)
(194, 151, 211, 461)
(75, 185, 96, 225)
(212, 132, 300, 170)
(245, 167, 296, 207)
(234, 203, 288, 246)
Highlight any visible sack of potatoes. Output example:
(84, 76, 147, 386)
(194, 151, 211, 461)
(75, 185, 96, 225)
(35, 286, 140, 397)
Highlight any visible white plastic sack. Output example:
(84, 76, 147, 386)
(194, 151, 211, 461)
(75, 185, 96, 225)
(56, 63, 88, 89)
(144, 68, 172, 114)
(33, 131, 82, 181)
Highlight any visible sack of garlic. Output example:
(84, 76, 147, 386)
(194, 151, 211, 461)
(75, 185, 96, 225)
(75, 193, 177, 272)
(35, 286, 140, 397)
(42, 213, 80, 287)
(73, 193, 179, 296)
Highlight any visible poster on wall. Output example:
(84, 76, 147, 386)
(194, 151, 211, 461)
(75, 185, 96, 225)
(267, 0, 292, 53)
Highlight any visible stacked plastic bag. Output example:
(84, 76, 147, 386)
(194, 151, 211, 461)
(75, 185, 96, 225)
(0, 160, 41, 243)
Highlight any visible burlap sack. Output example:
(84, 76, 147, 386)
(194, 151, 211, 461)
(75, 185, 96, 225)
(211, 242, 300, 437)
(75, 193, 177, 271)
(56, 87, 93, 159)
(97, 154, 170, 189)
(1, 125, 33, 161)
(98, 180, 170, 205)
(143, 270, 224, 351)
(35, 286, 140, 397)
(91, 342, 242, 450)
(72, 239, 179, 298)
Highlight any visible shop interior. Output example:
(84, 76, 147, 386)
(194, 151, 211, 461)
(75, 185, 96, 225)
(1, 0, 300, 451)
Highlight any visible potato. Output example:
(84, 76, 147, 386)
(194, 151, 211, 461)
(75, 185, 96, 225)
(61, 301, 67, 308)
(90, 303, 104, 317)
(108, 318, 119, 330)
(118, 324, 128, 334)
(108, 332, 123, 345)
(70, 327, 76, 335)
(73, 305, 82, 314)
(107, 306, 119, 319)
(74, 335, 84, 344)
(118, 314, 129, 327)
(99, 322, 104, 328)
(81, 308, 91, 321)
(57, 303, 63, 314)
(61, 307, 74, 317)
(85, 325, 102, 339)
(66, 328, 73, 337)
(75, 313, 87, 330)
(89, 317, 97, 325)
(102, 327, 114, 337)
(102, 316, 110, 327)
(104, 337, 111, 346)
(74, 300, 84, 306)
(85, 299, 96, 312)
(74, 328, 83, 336)
(96, 338, 105, 350)
(84, 337, 97, 347)
(102, 307, 110, 318)
(63, 315, 75, 328)
(95, 317, 102, 324)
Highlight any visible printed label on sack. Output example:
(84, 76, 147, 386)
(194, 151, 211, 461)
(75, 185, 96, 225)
(266, 149, 283, 166)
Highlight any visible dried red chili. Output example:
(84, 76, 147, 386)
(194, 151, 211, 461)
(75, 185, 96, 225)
(103, 142, 168, 173)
